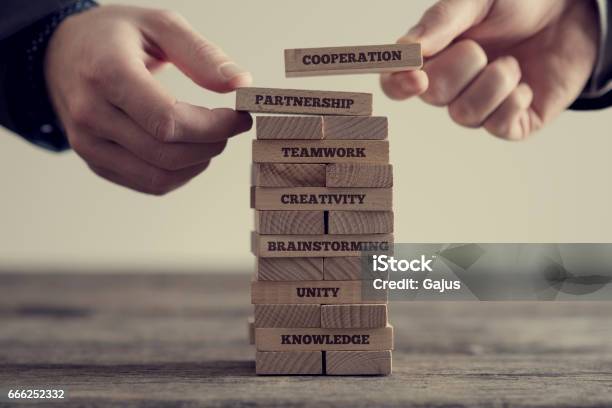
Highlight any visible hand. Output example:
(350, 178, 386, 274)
(381, 0, 599, 140)
(44, 5, 252, 195)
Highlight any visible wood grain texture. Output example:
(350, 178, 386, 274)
(323, 116, 388, 140)
(236, 87, 372, 116)
(284, 44, 422, 77)
(252, 233, 393, 258)
(255, 325, 393, 351)
(256, 116, 323, 139)
(251, 280, 387, 305)
(252, 140, 389, 164)
(321, 304, 388, 329)
(254, 304, 321, 328)
(326, 163, 393, 187)
(324, 256, 389, 280)
(326, 351, 392, 375)
(253, 163, 326, 187)
(257, 257, 324, 281)
(328, 211, 394, 234)
(256, 351, 322, 375)
(251, 187, 392, 211)
(248, 317, 255, 345)
(255, 211, 324, 235)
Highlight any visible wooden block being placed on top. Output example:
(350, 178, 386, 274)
(284, 43, 422, 77)
(252, 140, 389, 164)
(255, 326, 393, 351)
(321, 304, 388, 329)
(324, 257, 389, 281)
(254, 304, 321, 328)
(326, 351, 392, 375)
(251, 187, 392, 211)
(251, 280, 387, 305)
(255, 211, 324, 235)
(236, 87, 372, 116)
(256, 351, 322, 375)
(323, 116, 388, 140)
(252, 233, 393, 258)
(326, 163, 393, 188)
(257, 258, 324, 281)
(256, 116, 323, 140)
(253, 163, 326, 187)
(328, 211, 394, 234)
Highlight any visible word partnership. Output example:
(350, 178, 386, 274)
(237, 43, 421, 376)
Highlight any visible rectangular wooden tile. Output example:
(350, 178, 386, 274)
(255, 325, 393, 351)
(328, 211, 394, 234)
(255, 211, 325, 235)
(251, 280, 387, 304)
(236, 87, 372, 116)
(321, 304, 388, 328)
(256, 116, 323, 139)
(285, 43, 422, 77)
(257, 258, 324, 281)
(251, 187, 392, 211)
(324, 257, 389, 281)
(326, 163, 393, 187)
(254, 304, 321, 328)
(326, 351, 392, 375)
(256, 351, 322, 375)
(248, 317, 255, 345)
(323, 116, 387, 140)
(253, 163, 326, 187)
(253, 140, 389, 164)
(252, 233, 393, 258)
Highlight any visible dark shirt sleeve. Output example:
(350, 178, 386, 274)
(570, 0, 612, 110)
(0, 0, 97, 151)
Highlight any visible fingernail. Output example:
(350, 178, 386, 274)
(398, 25, 424, 43)
(218, 62, 249, 80)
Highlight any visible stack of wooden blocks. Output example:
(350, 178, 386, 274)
(236, 44, 422, 375)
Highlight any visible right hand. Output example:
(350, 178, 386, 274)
(44, 5, 253, 195)
(381, 0, 599, 140)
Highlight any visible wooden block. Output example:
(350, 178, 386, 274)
(324, 257, 389, 281)
(255, 211, 324, 235)
(328, 211, 393, 234)
(255, 325, 393, 351)
(256, 351, 322, 375)
(236, 87, 372, 116)
(252, 233, 393, 258)
(257, 258, 324, 281)
(326, 351, 392, 375)
(326, 163, 393, 187)
(253, 163, 326, 187)
(251, 280, 387, 304)
(254, 304, 321, 328)
(256, 116, 323, 139)
(284, 43, 422, 77)
(321, 304, 388, 329)
(251, 187, 392, 211)
(323, 116, 388, 140)
(253, 140, 389, 164)
(248, 317, 255, 345)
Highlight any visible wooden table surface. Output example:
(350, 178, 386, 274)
(0, 273, 611, 407)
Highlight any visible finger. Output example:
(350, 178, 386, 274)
(448, 56, 522, 128)
(484, 83, 535, 141)
(74, 134, 209, 195)
(419, 39, 487, 106)
(140, 9, 252, 93)
(91, 59, 252, 143)
(380, 70, 428, 100)
(398, 0, 492, 56)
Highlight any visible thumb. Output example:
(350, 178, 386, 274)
(401, 0, 492, 56)
(141, 10, 252, 93)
